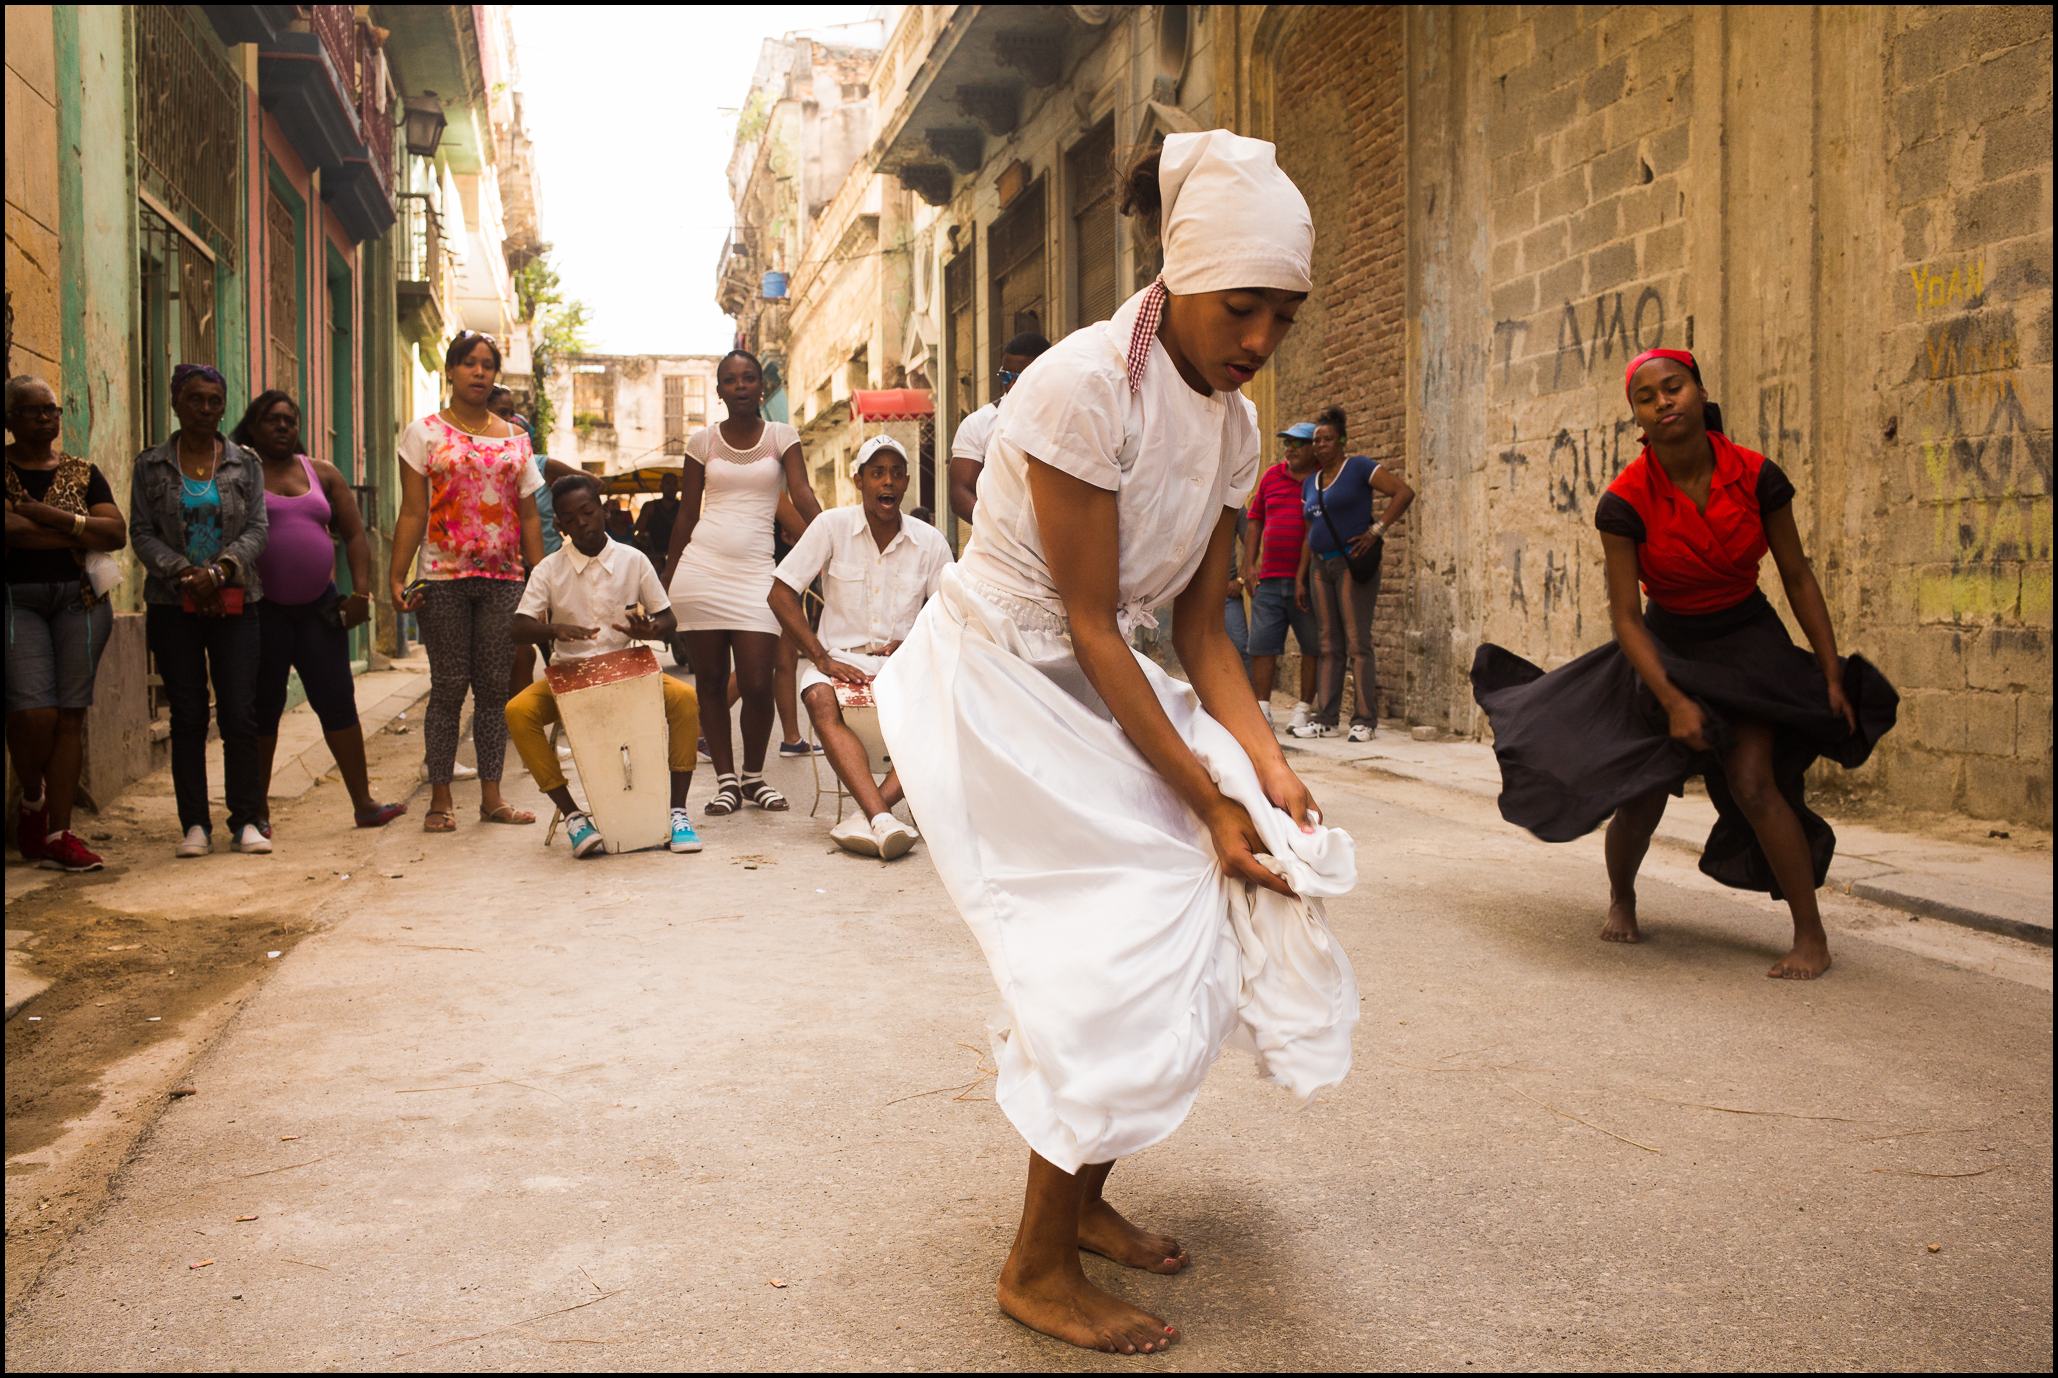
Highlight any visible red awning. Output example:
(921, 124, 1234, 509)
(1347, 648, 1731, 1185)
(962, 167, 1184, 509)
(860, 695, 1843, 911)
(850, 388, 935, 422)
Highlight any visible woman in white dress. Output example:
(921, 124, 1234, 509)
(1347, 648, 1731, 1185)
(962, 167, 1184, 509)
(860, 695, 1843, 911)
(659, 350, 823, 814)
(877, 131, 1358, 1355)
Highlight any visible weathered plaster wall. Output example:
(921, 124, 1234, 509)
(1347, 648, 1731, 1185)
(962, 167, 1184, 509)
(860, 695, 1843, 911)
(5, 6, 61, 381)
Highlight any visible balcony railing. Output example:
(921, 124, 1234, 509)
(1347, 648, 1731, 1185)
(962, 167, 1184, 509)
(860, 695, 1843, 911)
(397, 193, 447, 289)
(360, 46, 395, 197)
(306, 4, 357, 101)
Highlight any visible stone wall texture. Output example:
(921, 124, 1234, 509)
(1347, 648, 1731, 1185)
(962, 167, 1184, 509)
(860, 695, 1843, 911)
(1229, 4, 2053, 825)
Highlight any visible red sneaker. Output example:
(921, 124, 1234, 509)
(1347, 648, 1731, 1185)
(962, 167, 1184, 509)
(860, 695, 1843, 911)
(16, 804, 48, 861)
(38, 830, 104, 872)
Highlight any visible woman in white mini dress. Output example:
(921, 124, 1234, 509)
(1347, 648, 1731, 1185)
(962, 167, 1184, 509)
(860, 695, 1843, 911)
(659, 350, 822, 814)
(877, 132, 1358, 1355)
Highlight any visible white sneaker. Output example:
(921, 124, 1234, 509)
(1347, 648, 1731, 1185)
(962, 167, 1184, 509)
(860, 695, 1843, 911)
(872, 812, 917, 861)
(1347, 723, 1375, 743)
(1258, 700, 1276, 727)
(1290, 722, 1338, 739)
(452, 762, 479, 780)
(232, 823, 272, 854)
(176, 825, 211, 859)
(829, 812, 881, 857)
(1290, 701, 1313, 732)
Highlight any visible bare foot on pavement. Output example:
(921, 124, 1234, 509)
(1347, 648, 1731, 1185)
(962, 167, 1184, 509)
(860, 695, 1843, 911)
(1079, 1197, 1188, 1274)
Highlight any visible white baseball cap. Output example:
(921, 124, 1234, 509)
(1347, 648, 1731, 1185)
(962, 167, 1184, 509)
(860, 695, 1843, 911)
(851, 433, 909, 477)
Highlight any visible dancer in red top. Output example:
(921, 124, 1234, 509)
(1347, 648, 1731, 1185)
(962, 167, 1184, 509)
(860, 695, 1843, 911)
(1472, 348, 1896, 979)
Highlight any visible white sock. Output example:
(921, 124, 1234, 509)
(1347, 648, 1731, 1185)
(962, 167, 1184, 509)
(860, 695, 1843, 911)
(870, 812, 897, 832)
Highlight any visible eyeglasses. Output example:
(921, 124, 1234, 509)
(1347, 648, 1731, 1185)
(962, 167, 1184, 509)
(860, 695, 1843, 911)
(8, 403, 64, 421)
(995, 368, 1019, 388)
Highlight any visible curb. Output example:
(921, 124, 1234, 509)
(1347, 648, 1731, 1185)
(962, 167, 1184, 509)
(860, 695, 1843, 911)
(1283, 734, 2052, 949)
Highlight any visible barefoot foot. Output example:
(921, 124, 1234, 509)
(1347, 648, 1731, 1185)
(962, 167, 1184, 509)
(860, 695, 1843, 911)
(1079, 1197, 1189, 1274)
(1768, 935, 1832, 979)
(1601, 896, 1642, 944)
(997, 1264, 1178, 1355)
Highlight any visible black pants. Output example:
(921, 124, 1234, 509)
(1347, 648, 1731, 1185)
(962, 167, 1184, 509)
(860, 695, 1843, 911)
(147, 602, 266, 835)
(255, 590, 360, 734)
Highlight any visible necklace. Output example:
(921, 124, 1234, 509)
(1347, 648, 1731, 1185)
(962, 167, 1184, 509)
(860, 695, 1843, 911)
(178, 434, 220, 482)
(443, 409, 494, 437)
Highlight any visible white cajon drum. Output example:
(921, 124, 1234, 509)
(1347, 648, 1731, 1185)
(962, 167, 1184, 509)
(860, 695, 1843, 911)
(834, 679, 892, 772)
(547, 646, 670, 853)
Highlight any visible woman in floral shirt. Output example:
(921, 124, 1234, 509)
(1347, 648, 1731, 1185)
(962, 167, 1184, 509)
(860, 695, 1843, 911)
(388, 332, 544, 832)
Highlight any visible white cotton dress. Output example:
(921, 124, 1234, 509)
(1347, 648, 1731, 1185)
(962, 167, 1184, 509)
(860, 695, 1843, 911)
(876, 288, 1359, 1175)
(667, 420, 800, 635)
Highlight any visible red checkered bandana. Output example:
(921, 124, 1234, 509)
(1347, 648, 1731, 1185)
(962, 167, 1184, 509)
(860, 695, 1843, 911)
(1126, 277, 1169, 394)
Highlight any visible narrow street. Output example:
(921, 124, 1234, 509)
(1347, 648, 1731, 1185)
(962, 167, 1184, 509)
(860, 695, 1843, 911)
(5, 708, 2050, 1370)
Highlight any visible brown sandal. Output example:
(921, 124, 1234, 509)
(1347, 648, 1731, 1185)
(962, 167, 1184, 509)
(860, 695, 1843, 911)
(479, 803, 537, 825)
(422, 810, 457, 833)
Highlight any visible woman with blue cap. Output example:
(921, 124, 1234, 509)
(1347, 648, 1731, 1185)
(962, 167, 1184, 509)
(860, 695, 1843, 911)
(878, 130, 1358, 1354)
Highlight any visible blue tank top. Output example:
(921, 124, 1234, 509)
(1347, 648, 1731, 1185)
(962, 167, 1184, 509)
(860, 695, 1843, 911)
(1302, 455, 1378, 558)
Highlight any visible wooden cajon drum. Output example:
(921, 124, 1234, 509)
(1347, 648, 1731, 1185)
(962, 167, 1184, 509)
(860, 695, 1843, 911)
(546, 646, 670, 853)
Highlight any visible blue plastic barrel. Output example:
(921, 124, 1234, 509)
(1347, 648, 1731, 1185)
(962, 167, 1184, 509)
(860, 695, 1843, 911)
(761, 270, 789, 300)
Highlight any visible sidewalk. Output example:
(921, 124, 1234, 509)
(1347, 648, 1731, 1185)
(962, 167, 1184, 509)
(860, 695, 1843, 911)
(1279, 725, 2054, 947)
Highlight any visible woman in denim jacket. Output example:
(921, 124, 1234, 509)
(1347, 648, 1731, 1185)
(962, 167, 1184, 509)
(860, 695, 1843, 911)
(129, 363, 271, 858)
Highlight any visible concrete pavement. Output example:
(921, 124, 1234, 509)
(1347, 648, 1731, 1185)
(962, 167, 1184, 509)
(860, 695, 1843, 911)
(4, 728, 2051, 1370)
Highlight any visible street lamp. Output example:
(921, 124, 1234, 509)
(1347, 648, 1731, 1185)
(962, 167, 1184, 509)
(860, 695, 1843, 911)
(402, 94, 447, 158)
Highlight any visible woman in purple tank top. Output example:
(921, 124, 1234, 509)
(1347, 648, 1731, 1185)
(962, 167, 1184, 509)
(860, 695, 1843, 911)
(233, 392, 404, 831)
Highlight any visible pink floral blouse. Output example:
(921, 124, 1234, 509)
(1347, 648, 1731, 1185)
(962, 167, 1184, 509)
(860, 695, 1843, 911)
(397, 414, 543, 581)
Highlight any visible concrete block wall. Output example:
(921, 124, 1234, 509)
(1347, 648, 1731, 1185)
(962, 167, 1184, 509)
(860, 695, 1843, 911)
(1873, 5, 2053, 822)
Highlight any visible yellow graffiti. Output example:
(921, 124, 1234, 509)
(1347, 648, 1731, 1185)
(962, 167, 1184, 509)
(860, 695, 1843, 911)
(2022, 567, 2051, 624)
(1923, 331, 2019, 379)
(1922, 440, 2052, 563)
(1907, 259, 1985, 314)
(1916, 565, 2020, 624)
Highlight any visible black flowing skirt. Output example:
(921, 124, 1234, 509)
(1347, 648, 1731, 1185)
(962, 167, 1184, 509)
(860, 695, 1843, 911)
(1469, 592, 1898, 898)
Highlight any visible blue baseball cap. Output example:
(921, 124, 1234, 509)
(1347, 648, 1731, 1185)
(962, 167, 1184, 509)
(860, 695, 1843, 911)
(1277, 421, 1317, 441)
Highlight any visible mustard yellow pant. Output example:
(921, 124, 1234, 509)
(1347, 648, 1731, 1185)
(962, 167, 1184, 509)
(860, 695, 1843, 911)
(504, 673, 700, 794)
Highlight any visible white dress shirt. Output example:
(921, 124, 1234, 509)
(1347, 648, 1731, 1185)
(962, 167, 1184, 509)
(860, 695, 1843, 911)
(950, 402, 1000, 464)
(773, 506, 952, 654)
(516, 537, 670, 662)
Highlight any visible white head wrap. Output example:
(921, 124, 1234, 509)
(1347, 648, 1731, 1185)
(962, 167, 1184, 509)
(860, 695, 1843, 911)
(851, 433, 907, 477)
(1157, 130, 1313, 296)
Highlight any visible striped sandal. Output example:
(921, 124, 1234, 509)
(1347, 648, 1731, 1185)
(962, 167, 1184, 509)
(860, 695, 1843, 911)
(704, 773, 743, 816)
(739, 774, 789, 811)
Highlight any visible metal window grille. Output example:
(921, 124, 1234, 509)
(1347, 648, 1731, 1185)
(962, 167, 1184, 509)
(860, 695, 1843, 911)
(1068, 121, 1118, 329)
(396, 192, 447, 287)
(266, 188, 301, 393)
(988, 180, 1047, 398)
(137, 205, 219, 444)
(133, 5, 241, 265)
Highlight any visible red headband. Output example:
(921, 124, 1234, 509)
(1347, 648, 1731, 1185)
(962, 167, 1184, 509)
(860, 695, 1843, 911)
(1624, 348, 1697, 396)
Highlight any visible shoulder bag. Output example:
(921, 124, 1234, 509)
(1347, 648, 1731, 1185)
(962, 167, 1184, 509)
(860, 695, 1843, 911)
(1312, 461, 1383, 584)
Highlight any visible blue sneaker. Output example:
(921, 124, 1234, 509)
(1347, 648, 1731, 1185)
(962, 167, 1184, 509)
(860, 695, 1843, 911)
(565, 810, 605, 858)
(778, 739, 820, 756)
(669, 807, 704, 853)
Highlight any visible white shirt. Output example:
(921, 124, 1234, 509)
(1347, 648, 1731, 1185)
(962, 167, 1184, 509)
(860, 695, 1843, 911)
(950, 402, 1000, 464)
(773, 506, 953, 654)
(962, 287, 1260, 622)
(516, 537, 671, 662)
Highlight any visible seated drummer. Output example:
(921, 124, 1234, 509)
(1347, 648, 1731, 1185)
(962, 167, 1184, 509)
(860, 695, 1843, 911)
(507, 474, 703, 858)
(768, 436, 951, 859)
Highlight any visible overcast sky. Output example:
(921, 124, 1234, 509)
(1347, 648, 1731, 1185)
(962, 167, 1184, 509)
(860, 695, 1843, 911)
(514, 6, 878, 355)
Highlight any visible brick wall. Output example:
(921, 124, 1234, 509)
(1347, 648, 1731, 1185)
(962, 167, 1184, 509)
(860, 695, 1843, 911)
(1267, 5, 1410, 717)
(1874, 6, 2053, 821)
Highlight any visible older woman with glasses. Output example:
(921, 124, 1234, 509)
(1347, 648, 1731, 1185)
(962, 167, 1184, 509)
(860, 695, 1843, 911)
(5, 376, 129, 871)
(388, 331, 545, 833)
(130, 362, 273, 858)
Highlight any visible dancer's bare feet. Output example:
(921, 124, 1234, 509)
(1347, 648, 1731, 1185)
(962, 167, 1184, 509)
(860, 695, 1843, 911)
(997, 1259, 1178, 1355)
(1768, 933, 1831, 979)
(1601, 894, 1642, 943)
(1079, 1197, 1189, 1274)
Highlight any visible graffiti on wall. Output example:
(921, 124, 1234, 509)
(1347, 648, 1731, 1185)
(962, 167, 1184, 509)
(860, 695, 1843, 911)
(1905, 261, 2052, 580)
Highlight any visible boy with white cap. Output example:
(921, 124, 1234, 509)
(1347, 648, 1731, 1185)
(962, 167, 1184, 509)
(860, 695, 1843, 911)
(876, 130, 1358, 1354)
(766, 435, 951, 859)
